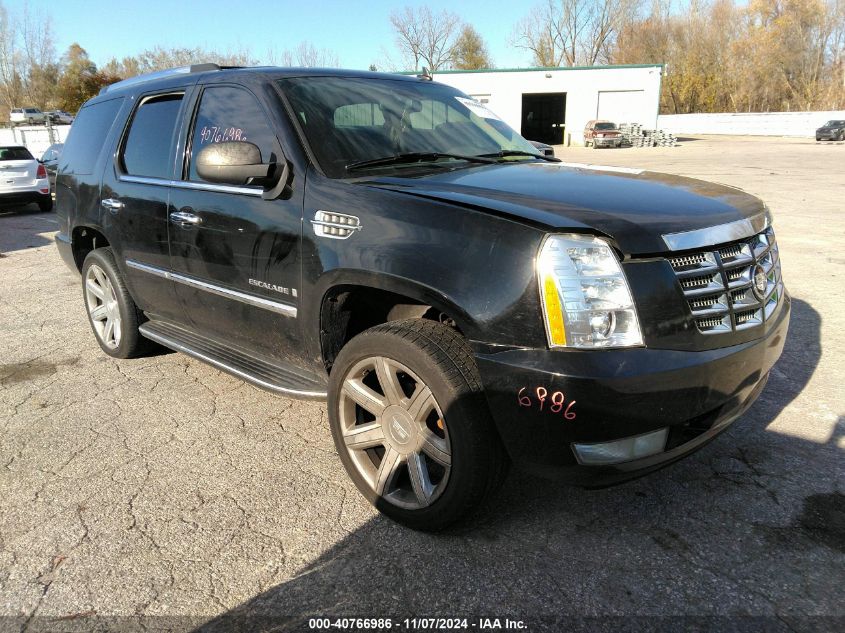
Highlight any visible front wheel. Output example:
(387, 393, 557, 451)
(328, 319, 508, 531)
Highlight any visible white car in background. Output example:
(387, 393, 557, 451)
(0, 145, 52, 211)
(47, 110, 75, 125)
(9, 107, 47, 125)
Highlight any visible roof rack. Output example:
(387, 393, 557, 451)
(99, 63, 224, 95)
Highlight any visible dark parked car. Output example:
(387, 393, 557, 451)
(40, 143, 63, 190)
(528, 140, 555, 157)
(54, 65, 789, 530)
(815, 119, 845, 141)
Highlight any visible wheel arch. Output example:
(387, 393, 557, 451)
(316, 271, 479, 374)
(70, 224, 111, 271)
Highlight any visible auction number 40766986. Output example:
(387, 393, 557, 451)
(308, 617, 528, 630)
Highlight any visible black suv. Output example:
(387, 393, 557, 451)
(55, 65, 789, 530)
(815, 119, 845, 141)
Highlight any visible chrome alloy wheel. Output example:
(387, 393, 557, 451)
(339, 356, 451, 510)
(84, 263, 121, 349)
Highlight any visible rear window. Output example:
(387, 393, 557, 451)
(0, 147, 33, 161)
(121, 93, 183, 179)
(59, 97, 124, 175)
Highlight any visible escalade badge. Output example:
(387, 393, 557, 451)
(752, 264, 767, 299)
(249, 278, 297, 297)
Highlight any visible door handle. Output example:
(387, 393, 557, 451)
(101, 198, 124, 213)
(169, 210, 203, 226)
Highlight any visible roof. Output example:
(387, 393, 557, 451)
(398, 63, 664, 76)
(98, 64, 425, 97)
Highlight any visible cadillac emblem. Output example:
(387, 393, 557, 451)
(752, 264, 768, 299)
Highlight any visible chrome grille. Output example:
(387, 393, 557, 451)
(670, 226, 784, 335)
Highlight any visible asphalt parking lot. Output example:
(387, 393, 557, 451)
(1, 135, 843, 632)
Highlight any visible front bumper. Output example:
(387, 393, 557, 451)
(593, 137, 622, 147)
(474, 293, 790, 486)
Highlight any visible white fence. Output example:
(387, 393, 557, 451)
(657, 111, 845, 138)
(0, 124, 72, 157)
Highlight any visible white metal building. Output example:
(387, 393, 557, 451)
(430, 64, 664, 146)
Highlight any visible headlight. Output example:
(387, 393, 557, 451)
(537, 234, 643, 348)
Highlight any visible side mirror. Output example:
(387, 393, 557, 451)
(195, 141, 273, 186)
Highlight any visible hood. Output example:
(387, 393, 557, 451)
(363, 161, 766, 255)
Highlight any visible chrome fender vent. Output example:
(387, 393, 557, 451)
(311, 210, 362, 240)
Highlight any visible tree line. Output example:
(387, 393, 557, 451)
(392, 0, 845, 113)
(1, 0, 842, 122)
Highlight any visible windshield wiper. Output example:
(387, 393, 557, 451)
(477, 150, 561, 163)
(346, 152, 495, 171)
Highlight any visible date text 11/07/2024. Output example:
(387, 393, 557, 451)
(308, 617, 528, 630)
(518, 387, 577, 420)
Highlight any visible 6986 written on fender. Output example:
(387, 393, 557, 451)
(309, 617, 528, 630)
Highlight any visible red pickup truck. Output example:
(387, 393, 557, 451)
(584, 120, 623, 148)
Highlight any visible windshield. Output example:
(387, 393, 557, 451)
(0, 146, 33, 161)
(278, 77, 540, 178)
(824, 120, 845, 126)
(595, 122, 617, 130)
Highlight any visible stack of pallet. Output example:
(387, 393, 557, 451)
(648, 129, 678, 147)
(619, 123, 650, 147)
(619, 123, 678, 148)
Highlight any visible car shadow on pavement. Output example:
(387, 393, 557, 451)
(0, 205, 57, 254)
(185, 298, 839, 631)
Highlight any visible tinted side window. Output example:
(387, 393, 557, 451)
(58, 97, 123, 175)
(121, 93, 183, 179)
(188, 86, 279, 182)
(0, 147, 34, 160)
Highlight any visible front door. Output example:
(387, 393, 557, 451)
(521, 93, 566, 145)
(167, 83, 304, 365)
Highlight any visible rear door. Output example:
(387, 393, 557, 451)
(100, 89, 191, 323)
(167, 82, 304, 364)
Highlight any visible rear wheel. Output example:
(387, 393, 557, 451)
(81, 248, 153, 359)
(328, 319, 508, 531)
(38, 197, 53, 212)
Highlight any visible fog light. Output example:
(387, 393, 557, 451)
(589, 312, 614, 339)
(572, 428, 669, 465)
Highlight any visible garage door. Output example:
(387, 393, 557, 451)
(597, 90, 645, 125)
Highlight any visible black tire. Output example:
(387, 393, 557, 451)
(38, 197, 53, 212)
(328, 319, 509, 531)
(81, 248, 153, 359)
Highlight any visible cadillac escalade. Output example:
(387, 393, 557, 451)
(54, 65, 789, 530)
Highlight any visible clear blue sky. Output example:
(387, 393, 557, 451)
(9, 0, 536, 70)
